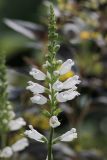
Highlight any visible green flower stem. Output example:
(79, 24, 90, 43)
(0, 55, 8, 160)
(47, 4, 60, 160)
(1, 133, 7, 149)
(48, 78, 55, 160)
(47, 61, 55, 160)
(0, 133, 7, 160)
(48, 127, 54, 160)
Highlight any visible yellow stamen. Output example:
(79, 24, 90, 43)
(59, 71, 74, 81)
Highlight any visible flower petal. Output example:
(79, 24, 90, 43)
(9, 117, 26, 131)
(26, 81, 45, 94)
(56, 89, 80, 102)
(0, 147, 13, 158)
(30, 94, 47, 105)
(53, 80, 63, 91)
(63, 75, 81, 90)
(11, 138, 29, 152)
(60, 128, 77, 142)
(49, 116, 60, 128)
(59, 59, 74, 75)
(24, 125, 47, 143)
(53, 75, 80, 91)
(30, 68, 46, 80)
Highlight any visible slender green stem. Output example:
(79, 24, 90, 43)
(1, 133, 6, 148)
(48, 128, 54, 160)
(48, 76, 55, 160)
(47, 4, 59, 160)
(0, 133, 7, 160)
(47, 61, 56, 160)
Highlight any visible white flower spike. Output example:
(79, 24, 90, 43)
(25, 5, 81, 160)
(27, 81, 45, 94)
(9, 117, 26, 131)
(56, 89, 80, 102)
(49, 116, 60, 128)
(60, 128, 77, 142)
(11, 138, 29, 152)
(30, 68, 46, 80)
(24, 125, 47, 143)
(0, 147, 13, 158)
(59, 59, 74, 75)
(31, 94, 47, 105)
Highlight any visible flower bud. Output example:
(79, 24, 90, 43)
(49, 116, 60, 128)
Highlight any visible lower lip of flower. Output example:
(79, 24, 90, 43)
(63, 93, 69, 99)
(57, 83, 63, 89)
(35, 95, 41, 101)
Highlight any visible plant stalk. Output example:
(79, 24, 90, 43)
(1, 133, 6, 149)
(0, 133, 7, 160)
(48, 127, 54, 160)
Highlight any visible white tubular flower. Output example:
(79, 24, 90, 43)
(63, 75, 81, 90)
(30, 94, 47, 105)
(24, 125, 47, 143)
(59, 59, 74, 75)
(53, 75, 80, 91)
(30, 68, 46, 80)
(49, 116, 60, 128)
(59, 128, 77, 142)
(26, 81, 45, 94)
(11, 138, 29, 152)
(0, 147, 13, 158)
(56, 89, 80, 102)
(53, 80, 63, 91)
(9, 117, 26, 131)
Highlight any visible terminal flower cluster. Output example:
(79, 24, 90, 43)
(27, 59, 80, 105)
(25, 4, 81, 160)
(25, 58, 80, 144)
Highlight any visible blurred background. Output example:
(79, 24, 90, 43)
(0, 0, 107, 160)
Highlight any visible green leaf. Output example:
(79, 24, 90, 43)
(42, 109, 51, 118)
(53, 108, 62, 116)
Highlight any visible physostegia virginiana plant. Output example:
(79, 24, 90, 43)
(25, 4, 81, 160)
(0, 55, 29, 159)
